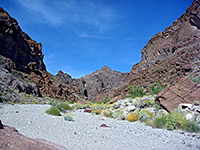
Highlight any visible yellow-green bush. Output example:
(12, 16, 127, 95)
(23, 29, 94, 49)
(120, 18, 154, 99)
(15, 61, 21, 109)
(181, 120, 200, 133)
(45, 106, 60, 116)
(126, 113, 137, 122)
(91, 109, 102, 115)
(101, 109, 112, 118)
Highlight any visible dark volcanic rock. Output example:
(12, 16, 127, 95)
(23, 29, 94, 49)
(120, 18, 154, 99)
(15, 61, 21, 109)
(155, 78, 200, 112)
(0, 7, 46, 72)
(0, 121, 67, 150)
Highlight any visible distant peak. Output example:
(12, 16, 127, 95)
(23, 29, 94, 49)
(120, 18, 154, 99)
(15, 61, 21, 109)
(57, 70, 64, 75)
(102, 65, 111, 70)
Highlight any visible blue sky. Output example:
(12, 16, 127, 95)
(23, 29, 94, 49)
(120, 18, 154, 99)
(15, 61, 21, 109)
(1, 0, 193, 78)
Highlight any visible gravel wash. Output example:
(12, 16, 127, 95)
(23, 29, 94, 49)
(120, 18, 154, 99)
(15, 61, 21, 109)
(0, 104, 199, 150)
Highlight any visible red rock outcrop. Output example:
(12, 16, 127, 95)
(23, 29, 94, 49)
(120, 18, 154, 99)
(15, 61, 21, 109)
(155, 78, 200, 112)
(115, 0, 200, 99)
(131, 0, 200, 73)
(0, 121, 67, 150)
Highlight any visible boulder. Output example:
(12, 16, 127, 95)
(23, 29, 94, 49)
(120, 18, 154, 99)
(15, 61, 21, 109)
(0, 122, 67, 150)
(155, 78, 200, 112)
(126, 105, 136, 112)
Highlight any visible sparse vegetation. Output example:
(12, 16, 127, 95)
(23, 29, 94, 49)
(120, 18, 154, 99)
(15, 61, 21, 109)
(45, 106, 60, 116)
(126, 113, 137, 122)
(64, 113, 74, 121)
(181, 120, 200, 133)
(189, 76, 200, 84)
(150, 83, 165, 95)
(103, 98, 111, 104)
(128, 86, 146, 98)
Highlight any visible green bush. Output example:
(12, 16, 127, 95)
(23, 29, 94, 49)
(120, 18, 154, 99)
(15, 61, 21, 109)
(101, 109, 112, 118)
(165, 111, 185, 130)
(189, 76, 200, 84)
(136, 110, 152, 122)
(103, 98, 111, 104)
(150, 83, 165, 95)
(64, 114, 74, 121)
(181, 120, 200, 133)
(45, 106, 60, 116)
(128, 86, 146, 98)
(59, 102, 72, 111)
(111, 110, 124, 120)
(153, 116, 167, 128)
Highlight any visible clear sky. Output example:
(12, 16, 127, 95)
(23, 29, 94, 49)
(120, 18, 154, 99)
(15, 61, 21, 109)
(1, 0, 193, 78)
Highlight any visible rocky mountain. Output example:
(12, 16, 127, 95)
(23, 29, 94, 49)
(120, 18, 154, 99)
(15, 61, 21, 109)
(56, 66, 130, 102)
(115, 0, 200, 98)
(0, 7, 80, 102)
(0, 7, 45, 72)
(0, 0, 199, 103)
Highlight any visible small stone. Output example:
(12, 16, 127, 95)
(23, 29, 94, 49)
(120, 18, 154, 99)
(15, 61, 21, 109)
(126, 105, 136, 112)
(186, 113, 193, 120)
(84, 109, 92, 113)
(100, 124, 109, 127)
(113, 105, 120, 109)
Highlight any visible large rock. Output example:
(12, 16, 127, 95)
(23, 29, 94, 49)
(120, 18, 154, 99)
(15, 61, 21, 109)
(0, 121, 67, 150)
(155, 78, 200, 112)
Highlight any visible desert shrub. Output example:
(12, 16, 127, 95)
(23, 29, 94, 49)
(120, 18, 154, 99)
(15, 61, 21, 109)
(150, 83, 165, 95)
(49, 99, 59, 107)
(20, 101, 25, 104)
(112, 110, 124, 120)
(101, 109, 112, 118)
(136, 110, 153, 122)
(103, 98, 111, 104)
(72, 103, 82, 109)
(59, 102, 72, 111)
(165, 111, 186, 130)
(91, 109, 102, 115)
(90, 103, 106, 110)
(153, 115, 167, 128)
(85, 100, 93, 104)
(128, 86, 146, 99)
(45, 106, 60, 116)
(181, 120, 200, 133)
(64, 113, 74, 121)
(126, 113, 138, 122)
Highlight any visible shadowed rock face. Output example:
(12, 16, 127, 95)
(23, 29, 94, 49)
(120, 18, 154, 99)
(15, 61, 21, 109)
(0, 7, 46, 72)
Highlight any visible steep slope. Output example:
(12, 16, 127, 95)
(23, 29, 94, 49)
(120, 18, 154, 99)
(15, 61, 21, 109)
(116, 0, 200, 98)
(0, 8, 45, 72)
(56, 66, 130, 102)
(0, 7, 80, 102)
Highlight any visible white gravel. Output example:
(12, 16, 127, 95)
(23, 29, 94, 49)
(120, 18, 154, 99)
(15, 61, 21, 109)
(0, 104, 199, 150)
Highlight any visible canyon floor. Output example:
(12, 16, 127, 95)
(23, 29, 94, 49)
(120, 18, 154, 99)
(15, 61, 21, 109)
(0, 104, 199, 150)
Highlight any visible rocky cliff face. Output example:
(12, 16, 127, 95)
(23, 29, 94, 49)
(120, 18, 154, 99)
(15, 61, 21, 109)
(132, 0, 200, 73)
(0, 7, 46, 72)
(0, 8, 80, 102)
(116, 0, 200, 99)
(56, 66, 130, 102)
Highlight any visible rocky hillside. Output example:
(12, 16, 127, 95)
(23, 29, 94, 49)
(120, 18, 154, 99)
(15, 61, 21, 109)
(0, 7, 80, 102)
(56, 66, 130, 102)
(0, 7, 46, 72)
(115, 0, 200, 98)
